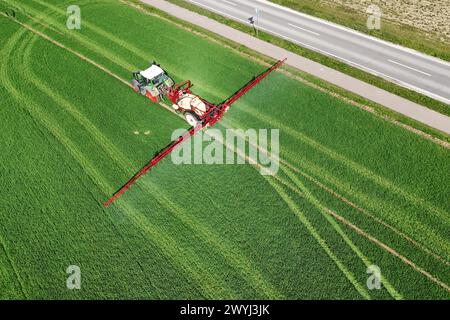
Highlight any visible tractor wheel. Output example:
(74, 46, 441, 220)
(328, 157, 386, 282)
(184, 111, 201, 127)
(131, 79, 140, 93)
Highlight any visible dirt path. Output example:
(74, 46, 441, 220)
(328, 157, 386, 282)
(141, 0, 450, 136)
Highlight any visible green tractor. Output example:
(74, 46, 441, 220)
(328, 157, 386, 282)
(131, 63, 175, 103)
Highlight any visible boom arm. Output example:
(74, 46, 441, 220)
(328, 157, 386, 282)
(223, 59, 286, 107)
(103, 125, 201, 207)
(205, 59, 286, 127)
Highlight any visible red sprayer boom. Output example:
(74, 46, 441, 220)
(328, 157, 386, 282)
(104, 59, 286, 207)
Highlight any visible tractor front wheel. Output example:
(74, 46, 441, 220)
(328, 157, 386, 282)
(131, 79, 140, 93)
(131, 79, 147, 96)
(184, 111, 201, 127)
(139, 87, 147, 96)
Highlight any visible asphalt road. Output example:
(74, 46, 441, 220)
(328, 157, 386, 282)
(187, 0, 450, 105)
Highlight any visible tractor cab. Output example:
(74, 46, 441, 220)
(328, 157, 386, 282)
(131, 63, 174, 102)
(132, 72, 148, 85)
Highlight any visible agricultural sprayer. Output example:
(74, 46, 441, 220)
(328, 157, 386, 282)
(104, 59, 286, 207)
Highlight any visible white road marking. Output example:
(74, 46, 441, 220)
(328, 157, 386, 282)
(288, 23, 320, 36)
(222, 0, 237, 6)
(388, 59, 432, 77)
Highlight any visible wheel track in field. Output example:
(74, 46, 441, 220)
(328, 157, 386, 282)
(0, 224, 28, 298)
(176, 125, 391, 297)
(2, 20, 232, 299)
(28, 0, 208, 77)
(281, 151, 450, 265)
(163, 111, 380, 298)
(16, 22, 245, 300)
(5, 3, 448, 296)
(9, 0, 158, 73)
(265, 177, 371, 299)
(201, 129, 380, 298)
(2, 1, 63, 35)
(176, 74, 450, 256)
(11, 15, 283, 299)
(4, 0, 136, 71)
(222, 116, 450, 268)
(233, 127, 450, 296)
(225, 102, 450, 228)
(30, 0, 155, 59)
(322, 205, 450, 293)
(9, 13, 165, 298)
(266, 134, 450, 261)
(209, 120, 400, 299)
(33, 0, 450, 266)
(2, 25, 168, 300)
(280, 167, 402, 299)
(278, 167, 450, 294)
(227, 105, 450, 246)
(154, 104, 385, 298)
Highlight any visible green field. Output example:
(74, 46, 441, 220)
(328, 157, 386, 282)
(0, 0, 449, 299)
(165, 0, 450, 127)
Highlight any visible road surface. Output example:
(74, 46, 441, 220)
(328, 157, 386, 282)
(187, 0, 450, 105)
(141, 0, 450, 134)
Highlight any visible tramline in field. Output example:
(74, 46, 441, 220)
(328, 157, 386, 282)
(104, 59, 286, 207)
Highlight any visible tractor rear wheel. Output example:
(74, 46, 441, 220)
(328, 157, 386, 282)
(184, 111, 201, 127)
